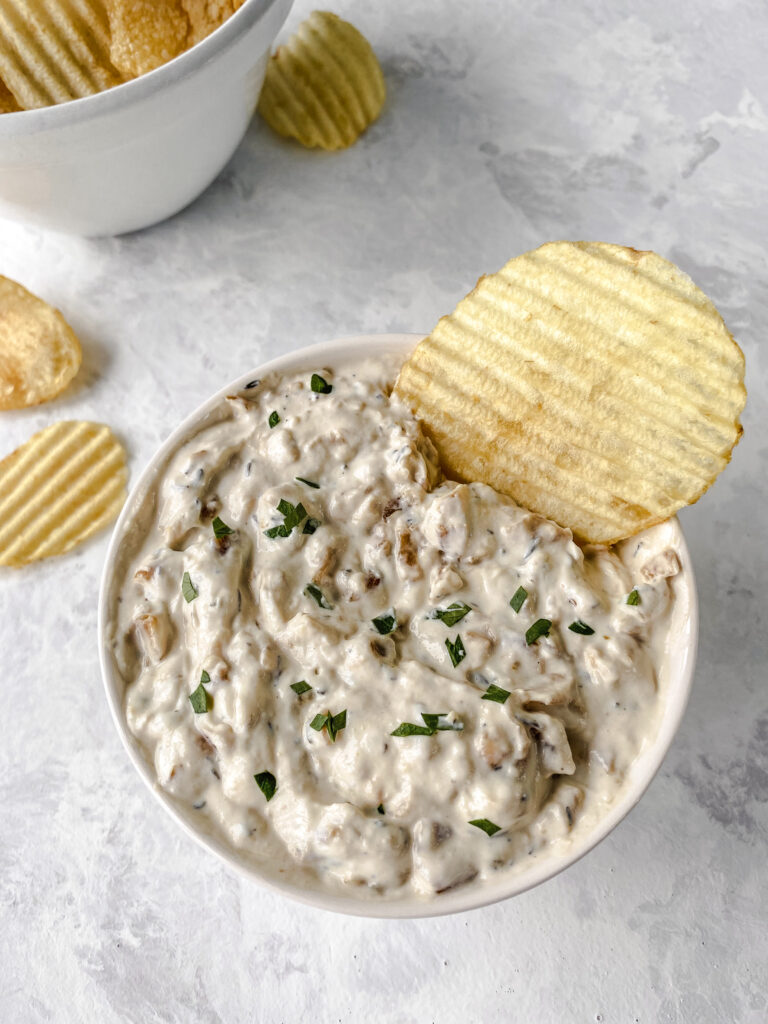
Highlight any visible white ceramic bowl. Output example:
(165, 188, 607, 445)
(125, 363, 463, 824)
(98, 333, 699, 918)
(0, 0, 292, 236)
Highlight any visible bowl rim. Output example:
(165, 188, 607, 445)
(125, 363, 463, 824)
(0, 0, 284, 136)
(98, 332, 699, 919)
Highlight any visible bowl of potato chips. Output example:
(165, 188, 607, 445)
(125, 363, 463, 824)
(0, 0, 293, 236)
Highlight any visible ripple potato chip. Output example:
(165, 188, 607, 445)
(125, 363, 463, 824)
(0, 420, 127, 567)
(395, 241, 746, 546)
(0, 276, 82, 411)
(0, 0, 247, 112)
(258, 10, 386, 151)
(105, 0, 188, 78)
(182, 0, 245, 48)
(0, 0, 123, 109)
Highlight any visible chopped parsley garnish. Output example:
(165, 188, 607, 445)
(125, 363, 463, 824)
(525, 618, 551, 645)
(390, 721, 434, 736)
(188, 673, 211, 713)
(295, 477, 320, 488)
(510, 586, 528, 613)
(430, 602, 471, 627)
(627, 589, 641, 606)
(468, 818, 501, 836)
(304, 582, 332, 609)
(212, 516, 234, 538)
(568, 620, 595, 635)
(482, 683, 511, 704)
(391, 712, 462, 737)
(445, 634, 466, 667)
(421, 713, 462, 732)
(290, 680, 312, 695)
(310, 373, 332, 394)
(254, 771, 277, 802)
(181, 571, 198, 603)
(310, 709, 347, 742)
(303, 517, 321, 535)
(268, 410, 280, 429)
(329, 709, 347, 741)
(372, 612, 396, 635)
(264, 498, 307, 539)
(377, 804, 385, 815)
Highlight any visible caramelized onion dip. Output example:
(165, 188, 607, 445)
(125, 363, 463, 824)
(106, 355, 688, 899)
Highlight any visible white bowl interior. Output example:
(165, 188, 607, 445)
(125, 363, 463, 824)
(99, 333, 699, 918)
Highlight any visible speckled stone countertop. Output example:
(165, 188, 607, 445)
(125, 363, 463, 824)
(1, 1, 766, 1021)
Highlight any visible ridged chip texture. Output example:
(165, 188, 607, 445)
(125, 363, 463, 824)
(0, 275, 82, 410)
(0, 0, 124, 109)
(0, 0, 245, 111)
(0, 421, 127, 568)
(394, 241, 746, 546)
(258, 10, 386, 151)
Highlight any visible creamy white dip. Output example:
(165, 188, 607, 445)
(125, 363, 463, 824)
(109, 356, 684, 899)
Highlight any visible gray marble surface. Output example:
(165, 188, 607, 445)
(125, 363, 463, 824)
(1, 1, 766, 1021)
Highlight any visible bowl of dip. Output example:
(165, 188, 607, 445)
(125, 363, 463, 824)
(0, 0, 293, 236)
(98, 334, 698, 918)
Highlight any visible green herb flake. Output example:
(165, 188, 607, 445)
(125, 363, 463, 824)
(212, 516, 234, 538)
(309, 709, 346, 742)
(568, 620, 595, 635)
(304, 582, 332, 609)
(469, 818, 501, 837)
(295, 476, 320, 489)
(431, 602, 471, 627)
(303, 517, 321, 535)
(254, 771, 277, 802)
(377, 804, 385, 815)
(509, 586, 528, 613)
(482, 683, 511, 704)
(422, 712, 463, 732)
(328, 709, 347, 742)
(264, 499, 307, 539)
(390, 722, 435, 737)
(310, 373, 333, 394)
(445, 634, 466, 667)
(188, 679, 211, 714)
(290, 680, 312, 696)
(525, 618, 552, 645)
(181, 571, 198, 603)
(372, 612, 396, 635)
(627, 589, 641, 606)
(391, 713, 462, 737)
(268, 410, 280, 429)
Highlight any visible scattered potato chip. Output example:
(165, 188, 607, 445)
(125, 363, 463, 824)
(395, 241, 746, 545)
(0, 0, 123, 109)
(0, 276, 82, 411)
(105, 0, 188, 79)
(258, 10, 386, 151)
(0, 420, 127, 567)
